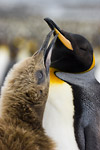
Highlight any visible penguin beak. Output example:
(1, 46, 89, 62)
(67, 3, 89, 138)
(44, 33, 58, 73)
(44, 18, 73, 50)
(35, 30, 58, 73)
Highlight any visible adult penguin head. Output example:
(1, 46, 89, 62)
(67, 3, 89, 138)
(44, 18, 95, 73)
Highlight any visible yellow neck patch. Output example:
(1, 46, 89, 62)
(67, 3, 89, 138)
(82, 53, 95, 73)
(50, 68, 64, 85)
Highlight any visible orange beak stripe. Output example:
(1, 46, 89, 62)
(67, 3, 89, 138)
(54, 28, 73, 50)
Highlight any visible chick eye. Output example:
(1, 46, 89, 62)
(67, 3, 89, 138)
(36, 70, 44, 84)
(37, 71, 43, 79)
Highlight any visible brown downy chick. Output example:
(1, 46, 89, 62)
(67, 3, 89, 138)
(0, 31, 57, 150)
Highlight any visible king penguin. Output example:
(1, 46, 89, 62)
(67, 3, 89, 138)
(56, 68, 100, 150)
(43, 18, 95, 150)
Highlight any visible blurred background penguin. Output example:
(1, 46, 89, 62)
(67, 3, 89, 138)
(0, 37, 38, 90)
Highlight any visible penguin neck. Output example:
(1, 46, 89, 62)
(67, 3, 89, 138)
(0, 92, 42, 130)
(50, 67, 64, 85)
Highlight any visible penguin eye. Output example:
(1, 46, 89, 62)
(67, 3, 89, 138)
(80, 47, 87, 51)
(36, 70, 44, 84)
(37, 71, 43, 79)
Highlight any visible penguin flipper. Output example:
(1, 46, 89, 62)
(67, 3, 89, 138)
(55, 68, 96, 86)
(84, 124, 100, 150)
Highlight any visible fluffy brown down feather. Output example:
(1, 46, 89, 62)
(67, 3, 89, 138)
(0, 49, 55, 150)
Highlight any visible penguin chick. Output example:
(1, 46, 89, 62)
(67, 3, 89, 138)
(44, 17, 95, 73)
(0, 31, 57, 150)
(56, 68, 100, 150)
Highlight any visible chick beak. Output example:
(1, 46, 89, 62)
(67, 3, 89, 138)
(35, 30, 58, 74)
(44, 34, 58, 74)
(44, 17, 73, 50)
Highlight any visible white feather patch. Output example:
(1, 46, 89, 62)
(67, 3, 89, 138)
(43, 82, 79, 150)
(95, 64, 100, 83)
(0, 49, 10, 85)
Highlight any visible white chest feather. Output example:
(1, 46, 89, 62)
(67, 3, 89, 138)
(0, 50, 10, 85)
(43, 82, 79, 150)
(95, 64, 100, 83)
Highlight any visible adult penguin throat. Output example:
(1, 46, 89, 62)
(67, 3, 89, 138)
(49, 68, 64, 85)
